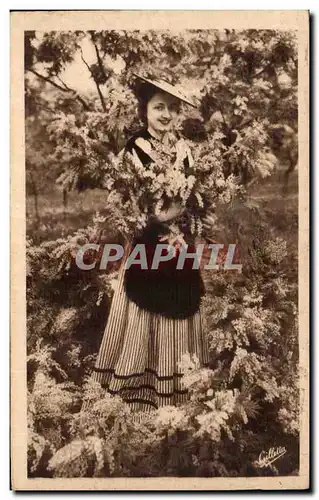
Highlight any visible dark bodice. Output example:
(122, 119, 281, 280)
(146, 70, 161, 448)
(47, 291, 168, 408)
(123, 129, 205, 319)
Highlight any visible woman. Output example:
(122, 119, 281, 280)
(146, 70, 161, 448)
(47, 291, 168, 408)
(89, 75, 210, 413)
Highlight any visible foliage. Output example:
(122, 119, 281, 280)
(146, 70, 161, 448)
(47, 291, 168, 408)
(25, 29, 297, 209)
(26, 188, 299, 477)
(25, 29, 299, 477)
(105, 134, 244, 239)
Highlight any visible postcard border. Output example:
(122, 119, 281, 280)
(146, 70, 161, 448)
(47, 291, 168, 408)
(10, 10, 309, 491)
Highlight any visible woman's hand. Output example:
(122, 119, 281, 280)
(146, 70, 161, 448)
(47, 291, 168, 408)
(156, 200, 185, 223)
(202, 213, 216, 232)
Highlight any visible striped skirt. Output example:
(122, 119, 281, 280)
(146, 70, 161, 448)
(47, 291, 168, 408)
(90, 253, 209, 413)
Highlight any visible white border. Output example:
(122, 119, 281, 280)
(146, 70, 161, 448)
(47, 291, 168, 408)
(3, 3, 315, 498)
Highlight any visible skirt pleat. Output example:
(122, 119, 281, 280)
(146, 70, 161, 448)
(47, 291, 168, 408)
(90, 253, 209, 413)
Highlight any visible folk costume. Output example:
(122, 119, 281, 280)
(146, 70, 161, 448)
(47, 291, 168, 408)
(90, 77, 209, 413)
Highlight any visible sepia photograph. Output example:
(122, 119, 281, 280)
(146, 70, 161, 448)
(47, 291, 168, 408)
(10, 10, 309, 491)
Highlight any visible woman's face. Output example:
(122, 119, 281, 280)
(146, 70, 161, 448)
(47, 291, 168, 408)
(146, 91, 180, 136)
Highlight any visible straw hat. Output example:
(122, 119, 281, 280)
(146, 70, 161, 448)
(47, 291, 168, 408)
(133, 73, 197, 108)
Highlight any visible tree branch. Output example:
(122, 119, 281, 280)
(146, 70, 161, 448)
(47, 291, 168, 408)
(220, 109, 230, 131)
(28, 68, 70, 92)
(237, 95, 282, 131)
(90, 32, 107, 82)
(54, 75, 91, 111)
(27, 68, 91, 111)
(56, 74, 70, 90)
(80, 49, 107, 112)
(33, 100, 56, 114)
(252, 62, 272, 79)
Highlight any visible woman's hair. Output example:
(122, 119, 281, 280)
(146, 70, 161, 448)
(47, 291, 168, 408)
(132, 80, 181, 125)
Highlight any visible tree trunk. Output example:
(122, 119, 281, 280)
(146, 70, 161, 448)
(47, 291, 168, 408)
(33, 188, 39, 221)
(29, 173, 39, 221)
(63, 189, 68, 217)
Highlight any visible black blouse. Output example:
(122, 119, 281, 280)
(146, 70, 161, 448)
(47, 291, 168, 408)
(123, 129, 205, 319)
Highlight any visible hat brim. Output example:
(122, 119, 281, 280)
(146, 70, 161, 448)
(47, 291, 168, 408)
(133, 73, 197, 108)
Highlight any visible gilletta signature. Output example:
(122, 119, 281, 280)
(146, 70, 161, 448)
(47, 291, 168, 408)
(257, 446, 287, 468)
